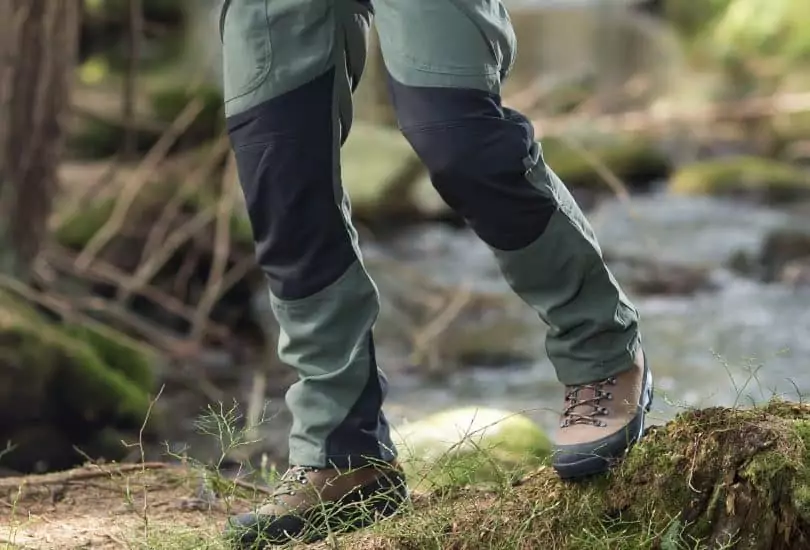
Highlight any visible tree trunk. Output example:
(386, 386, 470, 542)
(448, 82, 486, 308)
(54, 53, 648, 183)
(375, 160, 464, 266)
(0, 0, 81, 281)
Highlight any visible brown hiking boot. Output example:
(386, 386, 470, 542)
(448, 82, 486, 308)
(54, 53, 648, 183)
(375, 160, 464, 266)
(224, 460, 408, 548)
(552, 349, 653, 479)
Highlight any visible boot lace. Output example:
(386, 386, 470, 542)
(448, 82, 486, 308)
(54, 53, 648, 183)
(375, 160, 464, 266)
(272, 466, 317, 499)
(561, 377, 617, 428)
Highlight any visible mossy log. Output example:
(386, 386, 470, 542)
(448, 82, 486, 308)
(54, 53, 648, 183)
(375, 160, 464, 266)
(334, 400, 810, 550)
(541, 136, 672, 191)
(0, 291, 157, 473)
(669, 156, 810, 202)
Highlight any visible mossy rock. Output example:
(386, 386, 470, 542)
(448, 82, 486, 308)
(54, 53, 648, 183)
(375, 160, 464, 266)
(341, 122, 437, 223)
(669, 156, 810, 202)
(391, 407, 552, 491)
(63, 324, 155, 393)
(0, 292, 154, 435)
(345, 127, 671, 220)
(541, 136, 672, 191)
(338, 400, 810, 549)
(433, 316, 538, 368)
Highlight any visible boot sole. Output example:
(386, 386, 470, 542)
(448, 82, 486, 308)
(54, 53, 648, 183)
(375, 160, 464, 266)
(553, 361, 654, 480)
(226, 470, 410, 548)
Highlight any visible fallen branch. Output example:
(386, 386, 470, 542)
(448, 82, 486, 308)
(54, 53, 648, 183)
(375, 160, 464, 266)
(74, 96, 206, 271)
(0, 462, 171, 489)
(44, 245, 234, 342)
(189, 152, 238, 342)
(135, 134, 231, 270)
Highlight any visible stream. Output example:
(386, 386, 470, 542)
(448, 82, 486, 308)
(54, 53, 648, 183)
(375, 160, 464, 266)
(368, 192, 810, 435)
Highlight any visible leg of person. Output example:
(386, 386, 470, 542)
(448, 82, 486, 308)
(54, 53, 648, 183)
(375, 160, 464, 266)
(219, 1, 406, 546)
(372, 0, 653, 479)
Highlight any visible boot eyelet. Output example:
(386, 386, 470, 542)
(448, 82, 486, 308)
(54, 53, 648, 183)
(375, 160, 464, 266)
(599, 421, 607, 427)
(600, 407, 609, 415)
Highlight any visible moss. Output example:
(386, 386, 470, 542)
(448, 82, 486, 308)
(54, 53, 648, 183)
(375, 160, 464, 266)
(663, 0, 729, 41)
(669, 156, 810, 202)
(337, 401, 810, 550)
(44, 324, 151, 428)
(541, 136, 672, 191)
(55, 196, 116, 249)
(64, 324, 155, 393)
(793, 419, 810, 521)
(66, 116, 165, 159)
(67, 83, 223, 161)
(148, 85, 225, 143)
(341, 122, 428, 219)
(55, 176, 254, 251)
(0, 292, 152, 432)
(391, 408, 551, 492)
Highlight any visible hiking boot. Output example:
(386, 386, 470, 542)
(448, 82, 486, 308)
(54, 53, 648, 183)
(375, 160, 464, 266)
(224, 460, 408, 548)
(552, 349, 653, 479)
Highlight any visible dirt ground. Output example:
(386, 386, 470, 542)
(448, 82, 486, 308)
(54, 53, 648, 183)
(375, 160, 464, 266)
(0, 463, 253, 549)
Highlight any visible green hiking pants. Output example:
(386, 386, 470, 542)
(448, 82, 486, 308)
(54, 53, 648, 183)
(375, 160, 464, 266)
(220, 0, 642, 469)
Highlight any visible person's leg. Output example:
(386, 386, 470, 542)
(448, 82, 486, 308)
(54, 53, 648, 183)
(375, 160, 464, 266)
(220, 1, 405, 546)
(372, 0, 653, 479)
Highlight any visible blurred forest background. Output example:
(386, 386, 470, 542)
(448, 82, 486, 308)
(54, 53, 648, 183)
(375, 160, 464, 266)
(1, 0, 810, 478)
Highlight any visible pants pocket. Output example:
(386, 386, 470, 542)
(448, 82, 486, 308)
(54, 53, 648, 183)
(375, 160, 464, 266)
(220, 0, 273, 104)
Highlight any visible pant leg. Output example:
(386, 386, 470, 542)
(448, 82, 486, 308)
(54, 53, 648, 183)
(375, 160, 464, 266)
(221, 0, 395, 469)
(372, 0, 641, 386)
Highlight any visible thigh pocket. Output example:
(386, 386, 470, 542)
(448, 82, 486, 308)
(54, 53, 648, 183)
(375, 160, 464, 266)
(220, 0, 273, 103)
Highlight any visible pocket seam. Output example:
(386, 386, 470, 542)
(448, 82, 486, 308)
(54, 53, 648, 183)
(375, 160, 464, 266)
(223, 0, 275, 105)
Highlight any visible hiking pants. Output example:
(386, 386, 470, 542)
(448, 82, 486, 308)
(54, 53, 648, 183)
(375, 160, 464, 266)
(220, 0, 641, 469)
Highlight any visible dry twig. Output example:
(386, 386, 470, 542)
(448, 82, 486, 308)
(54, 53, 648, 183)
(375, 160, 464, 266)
(74, 97, 206, 271)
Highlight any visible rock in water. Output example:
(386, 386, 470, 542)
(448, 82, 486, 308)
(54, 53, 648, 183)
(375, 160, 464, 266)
(391, 407, 552, 491)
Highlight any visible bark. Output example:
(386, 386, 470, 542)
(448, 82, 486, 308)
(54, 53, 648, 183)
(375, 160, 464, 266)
(0, 0, 81, 280)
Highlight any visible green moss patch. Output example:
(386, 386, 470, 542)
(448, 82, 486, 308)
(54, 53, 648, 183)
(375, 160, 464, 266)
(542, 136, 672, 191)
(391, 407, 552, 492)
(669, 156, 810, 202)
(0, 292, 154, 429)
(334, 400, 810, 550)
(55, 174, 254, 252)
(0, 291, 157, 472)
